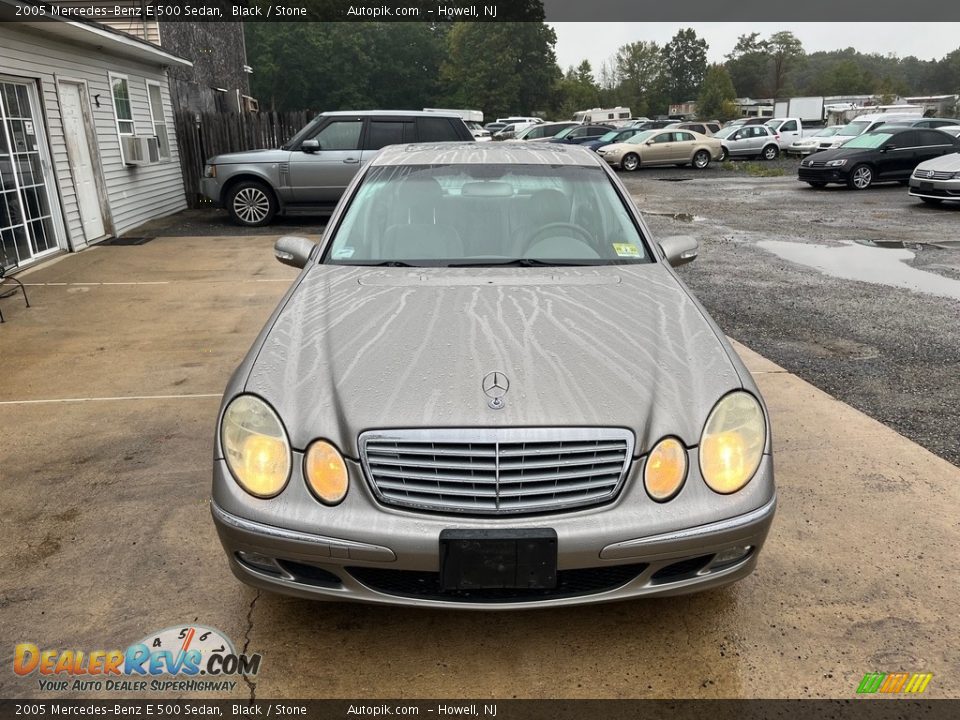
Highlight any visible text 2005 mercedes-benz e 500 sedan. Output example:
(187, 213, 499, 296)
(211, 142, 776, 609)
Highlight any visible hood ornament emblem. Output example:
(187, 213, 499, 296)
(482, 371, 509, 410)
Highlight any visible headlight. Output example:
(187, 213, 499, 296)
(699, 392, 766, 494)
(644, 437, 687, 502)
(304, 440, 349, 505)
(221, 395, 291, 498)
(203, 164, 217, 178)
(825, 159, 847, 167)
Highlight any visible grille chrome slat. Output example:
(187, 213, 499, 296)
(360, 428, 635, 516)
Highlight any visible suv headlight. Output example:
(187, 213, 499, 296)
(221, 395, 291, 498)
(699, 392, 766, 494)
(203, 164, 217, 178)
(825, 159, 847, 167)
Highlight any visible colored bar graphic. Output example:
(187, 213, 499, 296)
(857, 672, 932, 694)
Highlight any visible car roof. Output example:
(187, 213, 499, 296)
(320, 110, 459, 118)
(370, 142, 605, 167)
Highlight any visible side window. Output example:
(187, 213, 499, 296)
(690, 125, 704, 134)
(314, 120, 362, 150)
(782, 120, 798, 132)
(892, 131, 919, 147)
(418, 116, 460, 142)
(678, 132, 695, 142)
(919, 130, 947, 146)
(652, 133, 672, 144)
(364, 121, 415, 150)
(569, 127, 587, 138)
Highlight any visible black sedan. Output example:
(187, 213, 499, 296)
(548, 124, 614, 145)
(581, 127, 643, 153)
(798, 127, 960, 190)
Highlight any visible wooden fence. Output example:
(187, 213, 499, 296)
(175, 110, 313, 208)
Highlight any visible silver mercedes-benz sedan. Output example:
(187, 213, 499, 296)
(211, 142, 776, 609)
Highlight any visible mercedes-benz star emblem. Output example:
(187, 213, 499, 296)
(482, 371, 510, 409)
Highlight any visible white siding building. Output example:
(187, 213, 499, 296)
(0, 10, 191, 269)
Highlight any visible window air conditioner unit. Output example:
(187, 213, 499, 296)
(122, 135, 158, 166)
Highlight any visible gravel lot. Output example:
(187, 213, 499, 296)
(621, 156, 960, 466)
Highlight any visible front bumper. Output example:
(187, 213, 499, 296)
(211, 451, 776, 609)
(798, 167, 847, 184)
(200, 176, 224, 206)
(908, 176, 960, 201)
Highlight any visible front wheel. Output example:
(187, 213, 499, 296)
(621, 153, 640, 172)
(847, 164, 874, 190)
(761, 144, 779, 161)
(921, 197, 943, 205)
(693, 150, 711, 169)
(227, 180, 277, 227)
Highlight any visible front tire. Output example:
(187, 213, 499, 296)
(847, 164, 874, 190)
(921, 197, 943, 205)
(807, 181, 827, 188)
(761, 144, 779, 160)
(227, 180, 277, 227)
(621, 153, 640, 172)
(693, 150, 711, 169)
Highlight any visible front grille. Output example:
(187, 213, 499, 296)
(360, 428, 634, 516)
(807, 160, 828, 168)
(347, 563, 647, 602)
(914, 169, 955, 180)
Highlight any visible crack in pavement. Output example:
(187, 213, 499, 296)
(241, 590, 260, 702)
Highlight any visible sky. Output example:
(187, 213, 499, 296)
(550, 23, 960, 74)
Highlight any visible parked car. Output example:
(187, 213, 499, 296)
(598, 129, 722, 170)
(723, 117, 771, 129)
(785, 126, 842, 156)
(581, 127, 643, 153)
(665, 121, 719, 136)
(201, 110, 474, 227)
(492, 124, 519, 140)
(798, 127, 960, 190)
(628, 120, 674, 130)
(908, 150, 960, 205)
(464, 120, 492, 141)
(764, 118, 803, 147)
(548, 124, 614, 145)
(484, 122, 507, 134)
(514, 122, 578, 141)
(817, 114, 924, 151)
(713, 125, 781, 161)
(212, 141, 777, 608)
(936, 126, 960, 138)
(877, 117, 960, 129)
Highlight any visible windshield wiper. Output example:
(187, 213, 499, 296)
(337, 260, 421, 267)
(445, 258, 599, 267)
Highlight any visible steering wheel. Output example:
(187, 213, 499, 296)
(521, 222, 595, 255)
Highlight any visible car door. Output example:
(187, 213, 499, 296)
(673, 131, 696, 162)
(289, 117, 364, 203)
(879, 131, 920, 178)
(777, 120, 799, 146)
(643, 131, 675, 164)
(727, 128, 750, 156)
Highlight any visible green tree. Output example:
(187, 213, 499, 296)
(697, 64, 737, 120)
(551, 63, 600, 119)
(662, 29, 708, 104)
(613, 41, 664, 117)
(440, 22, 559, 118)
(767, 31, 805, 98)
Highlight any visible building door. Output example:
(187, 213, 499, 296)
(59, 80, 106, 243)
(0, 78, 61, 267)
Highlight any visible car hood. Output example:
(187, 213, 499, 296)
(243, 265, 743, 457)
(803, 146, 876, 162)
(209, 148, 289, 164)
(915, 151, 960, 171)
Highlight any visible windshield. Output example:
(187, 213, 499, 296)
(837, 121, 869, 137)
(812, 127, 840, 137)
(598, 130, 622, 142)
(842, 132, 893, 149)
(713, 126, 738, 139)
(623, 130, 656, 144)
(554, 126, 579, 139)
(324, 164, 652, 266)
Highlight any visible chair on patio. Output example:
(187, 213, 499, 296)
(0, 246, 30, 324)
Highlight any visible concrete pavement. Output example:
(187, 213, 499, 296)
(1, 235, 957, 700)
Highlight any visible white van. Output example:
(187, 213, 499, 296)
(818, 113, 924, 150)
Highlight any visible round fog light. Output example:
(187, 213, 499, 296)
(644, 437, 688, 502)
(304, 440, 349, 505)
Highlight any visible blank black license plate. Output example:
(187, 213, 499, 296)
(920, 181, 934, 190)
(440, 529, 558, 590)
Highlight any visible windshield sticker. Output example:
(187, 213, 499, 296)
(612, 243, 641, 258)
(332, 247, 355, 259)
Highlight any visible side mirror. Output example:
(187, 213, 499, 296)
(301, 139, 320, 153)
(658, 235, 699, 267)
(883, 144, 897, 152)
(274, 235, 315, 269)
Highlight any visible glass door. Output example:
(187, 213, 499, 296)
(0, 79, 60, 268)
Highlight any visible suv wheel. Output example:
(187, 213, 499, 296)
(227, 180, 277, 227)
(847, 164, 873, 190)
(761, 144, 779, 160)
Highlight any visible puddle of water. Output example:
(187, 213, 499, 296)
(757, 240, 960, 301)
(656, 178, 692, 182)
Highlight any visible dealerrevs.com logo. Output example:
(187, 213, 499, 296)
(14, 625, 261, 693)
